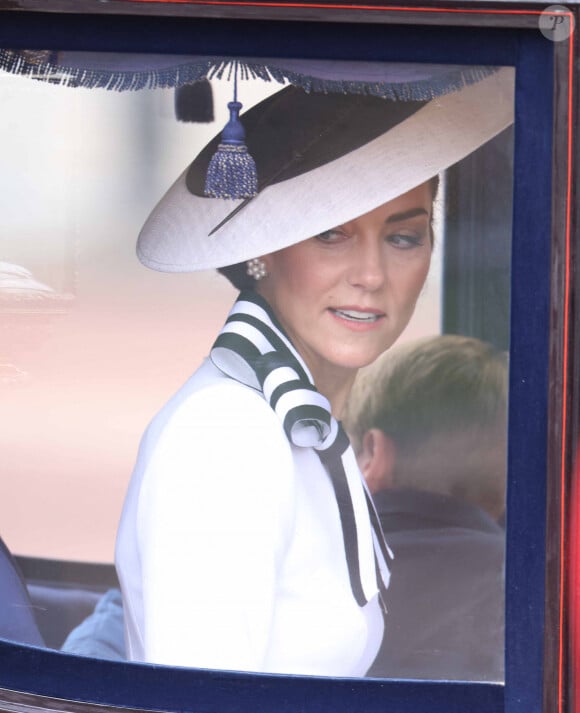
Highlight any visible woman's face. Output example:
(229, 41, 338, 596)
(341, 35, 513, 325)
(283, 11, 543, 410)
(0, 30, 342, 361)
(257, 182, 433, 387)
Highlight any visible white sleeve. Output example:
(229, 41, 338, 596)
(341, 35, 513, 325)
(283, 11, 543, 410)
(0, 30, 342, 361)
(136, 382, 296, 672)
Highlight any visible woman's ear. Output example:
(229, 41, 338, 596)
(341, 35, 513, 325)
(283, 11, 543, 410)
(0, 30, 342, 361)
(358, 428, 396, 495)
(248, 255, 270, 286)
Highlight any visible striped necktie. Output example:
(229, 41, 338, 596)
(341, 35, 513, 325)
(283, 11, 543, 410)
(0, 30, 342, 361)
(210, 290, 392, 612)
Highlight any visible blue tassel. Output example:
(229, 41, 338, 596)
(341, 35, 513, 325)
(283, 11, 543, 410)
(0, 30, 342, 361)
(204, 64, 258, 200)
(204, 100, 258, 199)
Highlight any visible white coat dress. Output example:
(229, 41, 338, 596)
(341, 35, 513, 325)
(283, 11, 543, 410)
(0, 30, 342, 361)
(116, 357, 384, 676)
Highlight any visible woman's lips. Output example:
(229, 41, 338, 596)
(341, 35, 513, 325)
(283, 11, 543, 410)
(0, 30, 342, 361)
(328, 307, 385, 329)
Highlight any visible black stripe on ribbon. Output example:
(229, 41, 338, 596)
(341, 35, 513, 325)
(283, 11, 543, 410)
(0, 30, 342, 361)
(364, 489, 393, 569)
(268, 379, 318, 412)
(373, 553, 389, 615)
(227, 309, 310, 384)
(317, 434, 367, 607)
(283, 404, 330, 443)
(364, 490, 391, 615)
(212, 332, 262, 365)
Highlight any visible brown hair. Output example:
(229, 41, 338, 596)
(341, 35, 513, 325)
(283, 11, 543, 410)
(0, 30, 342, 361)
(343, 334, 508, 517)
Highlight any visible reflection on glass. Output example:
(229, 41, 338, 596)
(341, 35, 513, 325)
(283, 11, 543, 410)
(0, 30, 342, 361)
(0, 53, 512, 683)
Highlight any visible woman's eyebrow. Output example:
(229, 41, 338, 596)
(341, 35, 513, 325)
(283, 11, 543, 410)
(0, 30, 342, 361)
(386, 207, 430, 223)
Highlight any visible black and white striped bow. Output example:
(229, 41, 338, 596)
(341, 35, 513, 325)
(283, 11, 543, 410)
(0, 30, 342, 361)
(210, 290, 392, 611)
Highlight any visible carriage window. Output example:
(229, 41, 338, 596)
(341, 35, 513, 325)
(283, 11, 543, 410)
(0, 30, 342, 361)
(0, 54, 513, 683)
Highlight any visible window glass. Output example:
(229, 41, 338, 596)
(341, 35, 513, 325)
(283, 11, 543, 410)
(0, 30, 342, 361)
(0, 55, 512, 683)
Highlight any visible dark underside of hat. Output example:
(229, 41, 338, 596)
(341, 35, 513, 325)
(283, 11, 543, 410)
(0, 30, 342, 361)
(186, 86, 427, 198)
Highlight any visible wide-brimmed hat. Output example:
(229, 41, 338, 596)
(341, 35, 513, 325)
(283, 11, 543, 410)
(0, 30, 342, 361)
(137, 65, 514, 273)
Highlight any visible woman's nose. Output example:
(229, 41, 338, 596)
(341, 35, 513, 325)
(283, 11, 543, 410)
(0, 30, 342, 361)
(347, 238, 387, 291)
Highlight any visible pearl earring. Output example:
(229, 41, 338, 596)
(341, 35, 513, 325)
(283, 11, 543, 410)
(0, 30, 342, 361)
(246, 257, 268, 281)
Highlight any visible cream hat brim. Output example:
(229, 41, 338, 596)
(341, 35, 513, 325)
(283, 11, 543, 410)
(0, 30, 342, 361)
(137, 66, 514, 272)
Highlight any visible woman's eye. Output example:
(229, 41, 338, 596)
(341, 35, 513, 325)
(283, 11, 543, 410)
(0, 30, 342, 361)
(314, 229, 349, 244)
(387, 233, 425, 249)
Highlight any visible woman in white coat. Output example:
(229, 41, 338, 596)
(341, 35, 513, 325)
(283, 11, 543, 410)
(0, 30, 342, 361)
(116, 65, 514, 677)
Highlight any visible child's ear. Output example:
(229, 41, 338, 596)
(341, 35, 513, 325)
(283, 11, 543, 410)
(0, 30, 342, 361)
(358, 428, 396, 495)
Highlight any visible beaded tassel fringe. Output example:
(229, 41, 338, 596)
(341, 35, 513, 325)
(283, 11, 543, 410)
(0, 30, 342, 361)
(205, 136, 258, 199)
(204, 64, 258, 200)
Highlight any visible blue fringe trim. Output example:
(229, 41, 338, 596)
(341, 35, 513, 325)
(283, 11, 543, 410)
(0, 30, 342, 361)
(0, 50, 498, 100)
(266, 65, 497, 101)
